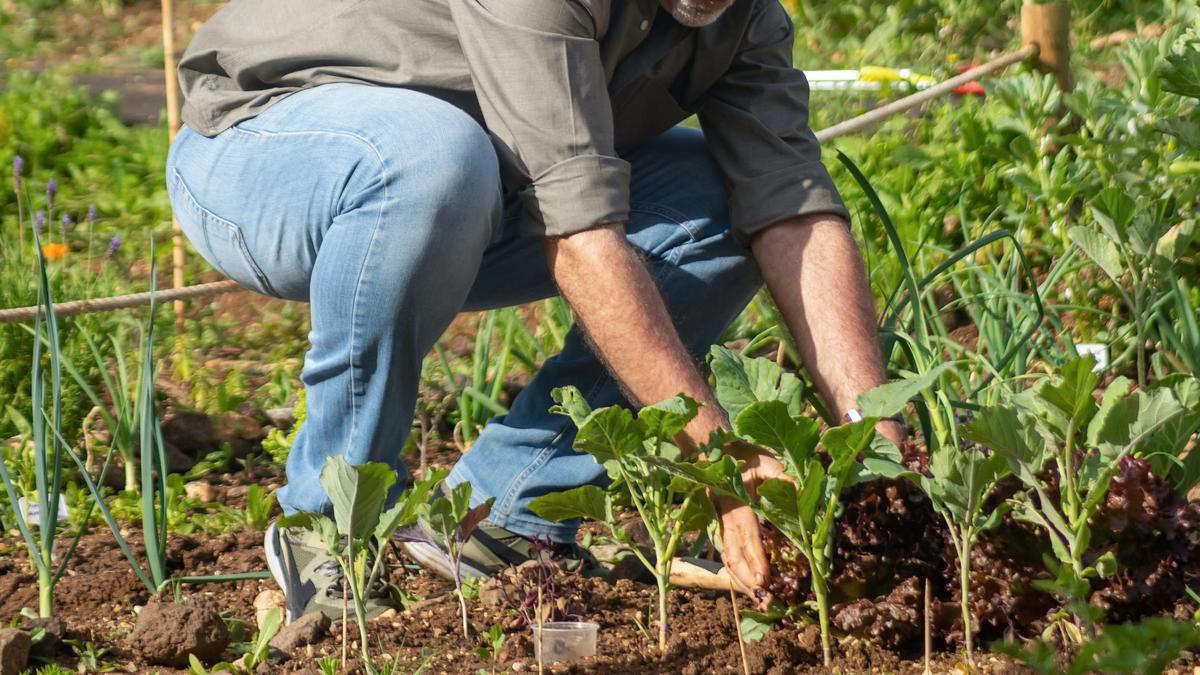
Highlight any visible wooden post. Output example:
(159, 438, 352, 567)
(161, 0, 187, 339)
(1021, 2, 1073, 92)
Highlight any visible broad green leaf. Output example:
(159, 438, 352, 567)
(529, 485, 610, 523)
(756, 478, 802, 542)
(644, 455, 746, 500)
(676, 494, 717, 533)
(1089, 188, 1136, 243)
(856, 363, 953, 418)
(456, 500, 493, 542)
(733, 400, 819, 473)
(738, 611, 776, 643)
(1095, 388, 1186, 461)
(320, 456, 396, 543)
(574, 405, 643, 463)
(1034, 357, 1100, 435)
(1069, 226, 1124, 284)
(862, 457, 917, 481)
(820, 421, 875, 473)
(1160, 43, 1200, 99)
(963, 406, 1044, 477)
(708, 346, 804, 420)
(796, 461, 825, 531)
(277, 512, 342, 555)
(1087, 377, 1133, 447)
(550, 386, 593, 428)
(375, 468, 448, 541)
(637, 395, 700, 440)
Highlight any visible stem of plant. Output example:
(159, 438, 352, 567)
(812, 568, 832, 667)
(958, 529, 973, 665)
(38, 566, 53, 617)
(124, 461, 137, 495)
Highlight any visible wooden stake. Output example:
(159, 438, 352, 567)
(160, 0, 187, 339)
(730, 588, 751, 675)
(1021, 1, 1074, 92)
(923, 578, 933, 675)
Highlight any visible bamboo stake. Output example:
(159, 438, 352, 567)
(816, 44, 1039, 142)
(160, 0, 187, 339)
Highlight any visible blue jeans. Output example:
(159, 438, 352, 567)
(167, 84, 761, 542)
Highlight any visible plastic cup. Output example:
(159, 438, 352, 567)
(532, 621, 599, 664)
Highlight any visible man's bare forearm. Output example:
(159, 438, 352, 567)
(544, 224, 726, 448)
(751, 214, 892, 424)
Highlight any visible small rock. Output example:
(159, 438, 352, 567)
(254, 590, 286, 629)
(213, 412, 267, 442)
(165, 441, 197, 474)
(184, 481, 220, 503)
(265, 407, 295, 430)
(269, 612, 330, 654)
(128, 600, 229, 667)
(0, 629, 31, 675)
(161, 411, 216, 456)
(22, 617, 65, 657)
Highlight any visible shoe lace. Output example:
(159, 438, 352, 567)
(317, 556, 391, 600)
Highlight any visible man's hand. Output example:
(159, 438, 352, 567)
(715, 441, 789, 605)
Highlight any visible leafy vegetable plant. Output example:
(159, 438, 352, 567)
(280, 457, 443, 673)
(529, 386, 745, 652)
(415, 481, 494, 638)
(963, 357, 1200, 638)
(710, 345, 954, 665)
(869, 445, 1009, 664)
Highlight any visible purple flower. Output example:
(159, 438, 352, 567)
(86, 204, 97, 224)
(35, 210, 45, 236)
(11, 155, 23, 191)
(46, 179, 58, 205)
(60, 213, 72, 241)
(105, 234, 121, 261)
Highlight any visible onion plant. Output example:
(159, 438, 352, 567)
(0, 233, 95, 617)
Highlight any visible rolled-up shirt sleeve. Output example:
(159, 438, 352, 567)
(698, 1, 849, 244)
(448, 0, 630, 238)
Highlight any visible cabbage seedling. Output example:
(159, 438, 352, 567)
(530, 387, 746, 653)
(417, 482, 494, 638)
(281, 458, 444, 673)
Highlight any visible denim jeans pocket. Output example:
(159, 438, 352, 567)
(169, 168, 279, 297)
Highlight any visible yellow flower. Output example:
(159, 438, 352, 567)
(41, 243, 68, 261)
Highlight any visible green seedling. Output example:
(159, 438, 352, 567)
(964, 358, 1199, 638)
(530, 386, 745, 653)
(281, 458, 444, 673)
(711, 347, 945, 667)
(416, 481, 494, 639)
(242, 484, 277, 531)
(472, 623, 508, 675)
(868, 446, 1009, 664)
(996, 617, 1200, 675)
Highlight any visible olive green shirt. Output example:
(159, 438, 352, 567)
(179, 0, 848, 241)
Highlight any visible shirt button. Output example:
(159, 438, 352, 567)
(639, 19, 649, 30)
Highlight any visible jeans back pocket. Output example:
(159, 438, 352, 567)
(169, 168, 280, 298)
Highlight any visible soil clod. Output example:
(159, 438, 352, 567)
(128, 599, 230, 667)
(0, 628, 31, 675)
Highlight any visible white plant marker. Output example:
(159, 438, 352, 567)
(1076, 344, 1110, 372)
(18, 494, 70, 526)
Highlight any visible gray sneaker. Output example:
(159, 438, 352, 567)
(264, 521, 396, 623)
(397, 519, 600, 582)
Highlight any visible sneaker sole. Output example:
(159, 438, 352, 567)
(264, 522, 303, 624)
(400, 540, 492, 582)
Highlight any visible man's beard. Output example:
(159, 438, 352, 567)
(667, 0, 732, 27)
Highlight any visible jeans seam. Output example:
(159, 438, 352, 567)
(629, 202, 702, 267)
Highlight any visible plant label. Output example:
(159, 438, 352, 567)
(18, 495, 70, 526)
(1076, 344, 1109, 372)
